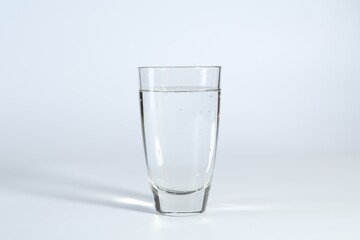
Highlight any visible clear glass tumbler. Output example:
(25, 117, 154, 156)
(138, 66, 221, 216)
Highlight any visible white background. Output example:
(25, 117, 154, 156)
(0, 0, 359, 239)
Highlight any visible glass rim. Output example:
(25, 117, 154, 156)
(138, 66, 221, 69)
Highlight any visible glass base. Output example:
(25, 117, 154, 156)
(151, 185, 210, 216)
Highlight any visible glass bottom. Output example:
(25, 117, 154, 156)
(151, 184, 211, 216)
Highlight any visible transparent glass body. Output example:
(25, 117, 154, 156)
(139, 66, 221, 215)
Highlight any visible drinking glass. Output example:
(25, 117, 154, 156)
(138, 66, 221, 216)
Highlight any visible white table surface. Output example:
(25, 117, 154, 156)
(1, 152, 359, 240)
